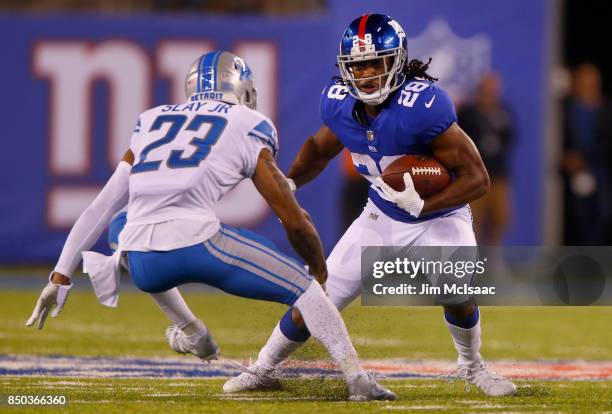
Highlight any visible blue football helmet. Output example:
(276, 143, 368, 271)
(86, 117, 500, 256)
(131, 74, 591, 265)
(337, 14, 407, 105)
(184, 50, 257, 110)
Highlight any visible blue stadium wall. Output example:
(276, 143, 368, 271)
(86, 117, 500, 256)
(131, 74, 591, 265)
(0, 0, 554, 263)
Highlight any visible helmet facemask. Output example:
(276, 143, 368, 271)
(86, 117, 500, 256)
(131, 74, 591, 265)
(239, 83, 257, 110)
(338, 45, 406, 105)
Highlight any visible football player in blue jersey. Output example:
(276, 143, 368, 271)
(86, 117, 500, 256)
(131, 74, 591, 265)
(224, 14, 517, 397)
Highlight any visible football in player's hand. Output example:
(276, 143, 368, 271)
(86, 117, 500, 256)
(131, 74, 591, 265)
(381, 154, 451, 198)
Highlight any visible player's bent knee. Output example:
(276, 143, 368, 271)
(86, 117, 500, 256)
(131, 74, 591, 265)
(294, 280, 325, 307)
(131, 274, 171, 294)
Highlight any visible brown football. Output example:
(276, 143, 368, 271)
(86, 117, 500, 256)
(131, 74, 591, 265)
(381, 154, 451, 198)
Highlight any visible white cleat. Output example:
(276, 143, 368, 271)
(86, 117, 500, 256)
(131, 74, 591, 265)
(223, 364, 281, 393)
(165, 321, 219, 362)
(446, 361, 517, 397)
(347, 371, 396, 402)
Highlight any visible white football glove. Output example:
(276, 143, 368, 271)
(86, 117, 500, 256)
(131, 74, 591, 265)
(376, 173, 425, 218)
(26, 281, 73, 329)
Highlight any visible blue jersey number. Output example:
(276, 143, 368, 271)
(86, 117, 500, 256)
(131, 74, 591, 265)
(132, 114, 227, 174)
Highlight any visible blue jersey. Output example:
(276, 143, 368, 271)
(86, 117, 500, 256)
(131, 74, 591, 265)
(320, 78, 462, 222)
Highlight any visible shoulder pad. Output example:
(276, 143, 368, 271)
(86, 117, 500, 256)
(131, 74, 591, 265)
(244, 109, 279, 157)
(395, 81, 457, 143)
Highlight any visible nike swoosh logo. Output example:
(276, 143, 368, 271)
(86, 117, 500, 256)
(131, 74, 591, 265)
(425, 95, 436, 108)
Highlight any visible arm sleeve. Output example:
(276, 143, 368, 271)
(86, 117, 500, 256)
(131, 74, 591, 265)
(53, 161, 131, 278)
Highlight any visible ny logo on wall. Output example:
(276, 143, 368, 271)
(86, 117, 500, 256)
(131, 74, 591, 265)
(408, 19, 492, 104)
(33, 40, 276, 229)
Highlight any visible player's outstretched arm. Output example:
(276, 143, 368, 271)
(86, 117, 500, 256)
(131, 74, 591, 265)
(252, 149, 327, 283)
(26, 150, 134, 329)
(286, 126, 344, 188)
(420, 123, 490, 216)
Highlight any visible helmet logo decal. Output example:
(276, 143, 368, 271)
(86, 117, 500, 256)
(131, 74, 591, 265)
(233, 56, 245, 70)
(233, 56, 252, 80)
(239, 65, 252, 80)
(388, 20, 405, 41)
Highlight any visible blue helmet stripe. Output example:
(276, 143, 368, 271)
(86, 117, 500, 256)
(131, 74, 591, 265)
(211, 51, 223, 92)
(196, 54, 205, 93)
(199, 52, 217, 92)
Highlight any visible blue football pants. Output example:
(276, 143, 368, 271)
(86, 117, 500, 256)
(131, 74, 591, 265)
(108, 213, 312, 306)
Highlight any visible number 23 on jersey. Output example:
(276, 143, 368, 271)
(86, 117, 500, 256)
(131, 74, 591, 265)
(132, 114, 227, 174)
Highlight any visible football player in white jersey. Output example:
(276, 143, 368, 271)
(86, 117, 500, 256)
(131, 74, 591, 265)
(224, 14, 517, 397)
(26, 50, 395, 401)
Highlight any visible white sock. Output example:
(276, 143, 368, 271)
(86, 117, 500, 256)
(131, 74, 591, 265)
(255, 323, 303, 371)
(294, 282, 362, 379)
(149, 288, 198, 330)
(445, 318, 482, 367)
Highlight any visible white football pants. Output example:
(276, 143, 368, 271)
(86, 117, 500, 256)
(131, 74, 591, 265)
(325, 199, 476, 310)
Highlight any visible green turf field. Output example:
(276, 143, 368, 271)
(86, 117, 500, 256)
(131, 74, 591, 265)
(2, 288, 612, 413)
(2, 377, 611, 414)
(3, 290, 612, 360)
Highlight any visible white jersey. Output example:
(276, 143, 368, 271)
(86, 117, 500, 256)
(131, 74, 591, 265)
(119, 98, 278, 251)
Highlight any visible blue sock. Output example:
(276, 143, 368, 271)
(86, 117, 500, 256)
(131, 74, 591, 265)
(279, 308, 311, 342)
(444, 305, 480, 329)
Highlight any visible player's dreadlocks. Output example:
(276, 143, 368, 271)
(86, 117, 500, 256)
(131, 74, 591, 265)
(402, 57, 438, 82)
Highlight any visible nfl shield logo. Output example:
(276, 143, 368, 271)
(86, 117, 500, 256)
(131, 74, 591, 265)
(367, 130, 375, 141)
(408, 19, 492, 103)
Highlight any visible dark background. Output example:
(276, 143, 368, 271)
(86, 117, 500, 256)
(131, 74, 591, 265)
(564, 0, 612, 95)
